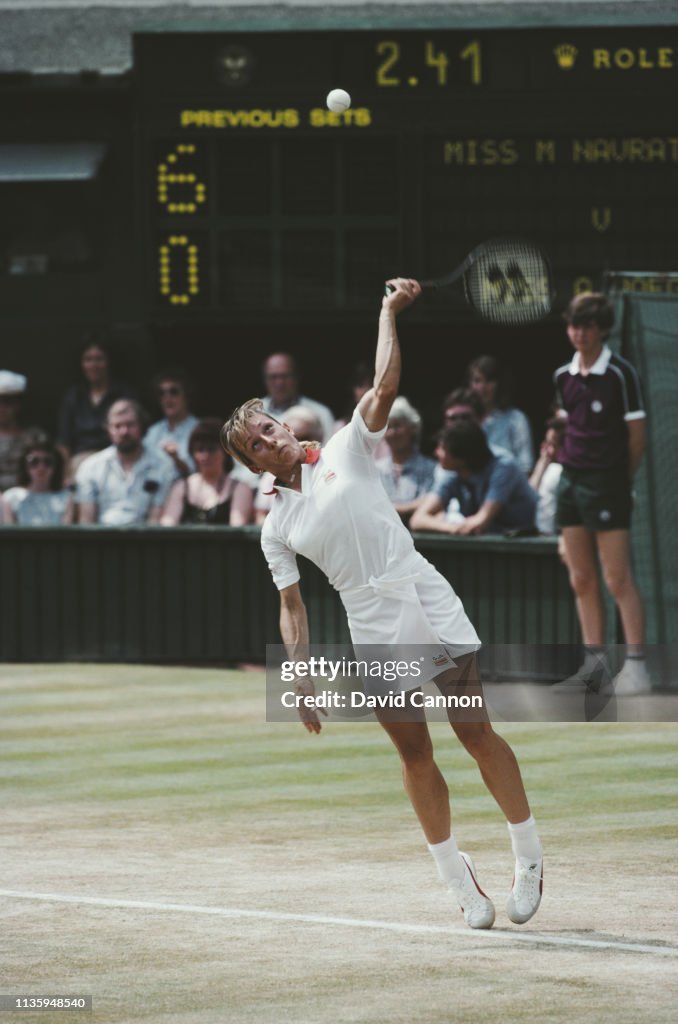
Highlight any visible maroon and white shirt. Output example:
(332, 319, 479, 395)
(554, 345, 645, 471)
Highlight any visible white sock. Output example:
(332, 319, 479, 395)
(507, 815, 543, 863)
(428, 835, 465, 885)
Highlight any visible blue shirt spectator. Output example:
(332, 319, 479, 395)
(146, 368, 199, 480)
(433, 452, 537, 534)
(466, 355, 535, 473)
(482, 408, 535, 475)
(411, 420, 537, 536)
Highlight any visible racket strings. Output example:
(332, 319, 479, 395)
(466, 241, 553, 325)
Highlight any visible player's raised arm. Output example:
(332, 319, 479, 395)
(358, 278, 421, 433)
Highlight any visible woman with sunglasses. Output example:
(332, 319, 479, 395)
(145, 368, 199, 480)
(2, 442, 74, 525)
(160, 418, 253, 526)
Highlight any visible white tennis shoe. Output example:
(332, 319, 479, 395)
(506, 856, 543, 924)
(612, 660, 652, 696)
(449, 853, 495, 929)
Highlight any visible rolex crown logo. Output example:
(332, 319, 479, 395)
(554, 43, 578, 69)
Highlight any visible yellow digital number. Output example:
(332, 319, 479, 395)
(158, 235, 200, 306)
(425, 41, 449, 85)
(156, 143, 206, 215)
(376, 40, 400, 86)
(460, 40, 482, 85)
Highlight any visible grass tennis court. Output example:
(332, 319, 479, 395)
(2, 664, 677, 1024)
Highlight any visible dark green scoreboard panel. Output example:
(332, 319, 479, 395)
(135, 28, 678, 318)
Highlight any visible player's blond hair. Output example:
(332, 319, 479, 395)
(221, 398, 268, 469)
(221, 398, 322, 470)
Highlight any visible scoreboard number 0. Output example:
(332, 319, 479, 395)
(158, 235, 202, 306)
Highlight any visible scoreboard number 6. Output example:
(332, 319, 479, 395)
(156, 142, 207, 214)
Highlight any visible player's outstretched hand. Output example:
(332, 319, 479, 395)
(382, 277, 421, 315)
(294, 678, 328, 735)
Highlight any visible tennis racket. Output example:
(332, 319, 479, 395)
(388, 237, 555, 325)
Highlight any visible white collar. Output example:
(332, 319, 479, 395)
(568, 344, 612, 376)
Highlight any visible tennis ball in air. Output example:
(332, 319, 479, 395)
(326, 88, 351, 112)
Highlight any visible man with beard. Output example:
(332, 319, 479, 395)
(76, 399, 174, 525)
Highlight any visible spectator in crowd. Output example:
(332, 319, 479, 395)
(552, 292, 650, 696)
(261, 352, 335, 443)
(2, 441, 74, 525)
(375, 396, 436, 522)
(160, 418, 253, 526)
(254, 405, 324, 525)
(145, 368, 199, 480)
(530, 418, 565, 535)
(466, 356, 535, 474)
(411, 420, 537, 536)
(0, 370, 48, 492)
(441, 387, 485, 428)
(335, 361, 373, 430)
(436, 388, 512, 521)
(334, 360, 388, 457)
(57, 335, 135, 481)
(76, 399, 174, 525)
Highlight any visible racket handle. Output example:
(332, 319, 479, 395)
(384, 284, 395, 296)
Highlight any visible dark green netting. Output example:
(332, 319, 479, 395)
(616, 295, 678, 660)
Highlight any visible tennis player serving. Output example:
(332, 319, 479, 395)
(221, 278, 543, 930)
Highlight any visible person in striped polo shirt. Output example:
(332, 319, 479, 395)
(552, 292, 650, 696)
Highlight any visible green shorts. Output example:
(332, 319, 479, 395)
(556, 466, 632, 532)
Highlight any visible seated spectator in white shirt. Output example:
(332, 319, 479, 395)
(261, 352, 335, 443)
(144, 368, 199, 480)
(2, 441, 74, 525)
(530, 418, 565, 535)
(76, 400, 174, 525)
(466, 355, 535, 474)
(254, 405, 324, 525)
(375, 396, 436, 523)
(411, 421, 537, 536)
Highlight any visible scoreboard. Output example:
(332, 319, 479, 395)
(134, 28, 678, 319)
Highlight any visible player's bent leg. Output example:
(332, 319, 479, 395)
(450, 720, 544, 924)
(435, 655, 543, 924)
(376, 701, 495, 928)
(375, 709, 450, 844)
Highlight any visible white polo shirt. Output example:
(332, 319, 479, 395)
(261, 408, 480, 654)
